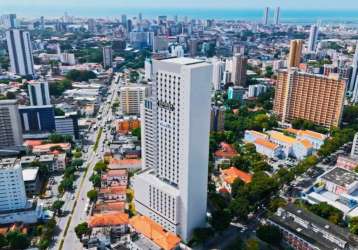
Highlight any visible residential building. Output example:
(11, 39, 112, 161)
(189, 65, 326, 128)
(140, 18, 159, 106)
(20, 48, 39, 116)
(273, 69, 345, 128)
(28, 80, 51, 106)
(274, 7, 280, 25)
(308, 25, 319, 52)
(232, 53, 247, 86)
(228, 86, 245, 100)
(101, 169, 128, 187)
(212, 57, 224, 90)
(210, 106, 225, 132)
(129, 215, 181, 250)
(244, 130, 269, 143)
(19, 105, 56, 136)
(103, 46, 113, 68)
(133, 57, 212, 241)
(263, 7, 269, 25)
(60, 53, 76, 65)
(22, 167, 41, 197)
(269, 204, 358, 250)
(248, 84, 267, 98)
(287, 40, 303, 68)
(0, 100, 23, 149)
(220, 167, 252, 192)
(254, 138, 282, 158)
(350, 42, 358, 102)
(6, 29, 35, 76)
(88, 212, 129, 234)
(0, 163, 27, 211)
(1, 14, 17, 29)
(120, 85, 150, 115)
(351, 132, 358, 159)
(99, 186, 127, 202)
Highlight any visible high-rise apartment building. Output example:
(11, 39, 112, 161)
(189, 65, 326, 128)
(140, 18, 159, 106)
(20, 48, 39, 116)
(232, 53, 247, 86)
(1, 14, 17, 29)
(274, 7, 280, 25)
(288, 40, 303, 68)
(6, 29, 35, 76)
(308, 25, 319, 52)
(212, 58, 225, 90)
(121, 14, 127, 26)
(0, 100, 23, 149)
(351, 132, 358, 159)
(133, 57, 212, 242)
(263, 7, 270, 25)
(0, 164, 27, 211)
(28, 81, 51, 106)
(87, 18, 96, 33)
(273, 70, 345, 128)
(102, 46, 113, 68)
(350, 42, 358, 103)
(120, 85, 150, 115)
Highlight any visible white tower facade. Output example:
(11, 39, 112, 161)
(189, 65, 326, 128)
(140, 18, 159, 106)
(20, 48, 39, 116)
(308, 25, 319, 52)
(28, 81, 51, 106)
(133, 57, 212, 242)
(6, 29, 35, 76)
(350, 42, 358, 103)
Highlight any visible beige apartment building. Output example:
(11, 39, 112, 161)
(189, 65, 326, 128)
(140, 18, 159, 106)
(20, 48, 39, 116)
(273, 69, 346, 128)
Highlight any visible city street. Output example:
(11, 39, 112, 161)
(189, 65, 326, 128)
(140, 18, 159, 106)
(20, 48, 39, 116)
(50, 75, 119, 250)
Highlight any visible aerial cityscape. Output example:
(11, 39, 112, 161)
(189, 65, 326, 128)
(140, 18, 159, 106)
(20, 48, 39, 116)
(1, 1, 358, 250)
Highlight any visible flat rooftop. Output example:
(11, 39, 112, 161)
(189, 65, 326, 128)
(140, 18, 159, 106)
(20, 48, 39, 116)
(161, 57, 205, 65)
(22, 167, 39, 182)
(320, 167, 358, 187)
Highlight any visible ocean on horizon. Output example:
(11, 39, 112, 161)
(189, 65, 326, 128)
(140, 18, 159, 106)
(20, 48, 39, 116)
(2, 6, 358, 24)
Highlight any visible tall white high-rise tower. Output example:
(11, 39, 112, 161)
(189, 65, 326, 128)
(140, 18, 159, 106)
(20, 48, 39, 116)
(133, 57, 212, 242)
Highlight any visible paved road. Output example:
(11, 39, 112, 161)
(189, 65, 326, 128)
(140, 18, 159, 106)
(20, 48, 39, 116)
(51, 75, 119, 250)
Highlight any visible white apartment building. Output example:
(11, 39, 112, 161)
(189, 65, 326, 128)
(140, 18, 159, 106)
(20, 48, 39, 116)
(211, 57, 225, 90)
(0, 164, 27, 211)
(28, 80, 51, 106)
(60, 52, 76, 65)
(120, 84, 150, 115)
(103, 46, 113, 68)
(0, 100, 23, 149)
(351, 132, 358, 159)
(133, 57, 212, 242)
(6, 29, 35, 76)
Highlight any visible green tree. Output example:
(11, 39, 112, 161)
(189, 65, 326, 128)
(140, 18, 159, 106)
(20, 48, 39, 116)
(52, 200, 65, 216)
(308, 202, 343, 225)
(74, 222, 91, 240)
(132, 127, 141, 140)
(256, 225, 282, 246)
(94, 161, 107, 173)
(229, 197, 250, 221)
(90, 173, 101, 188)
(210, 209, 232, 232)
(49, 79, 72, 97)
(349, 217, 358, 235)
(66, 69, 97, 82)
(87, 189, 98, 202)
(6, 231, 30, 250)
(245, 239, 260, 250)
(191, 227, 214, 245)
(268, 197, 287, 212)
(231, 178, 245, 198)
(0, 234, 7, 248)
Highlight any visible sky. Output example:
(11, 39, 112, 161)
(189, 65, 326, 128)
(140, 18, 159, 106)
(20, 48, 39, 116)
(1, 0, 358, 10)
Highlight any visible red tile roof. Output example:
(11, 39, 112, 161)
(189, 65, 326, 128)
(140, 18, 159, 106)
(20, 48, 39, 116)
(221, 167, 253, 184)
(214, 142, 238, 159)
(88, 212, 129, 228)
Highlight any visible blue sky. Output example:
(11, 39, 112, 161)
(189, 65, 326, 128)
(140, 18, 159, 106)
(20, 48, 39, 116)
(1, 0, 358, 10)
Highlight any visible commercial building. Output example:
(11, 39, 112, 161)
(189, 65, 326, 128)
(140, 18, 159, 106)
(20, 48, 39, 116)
(0, 100, 23, 149)
(129, 31, 154, 49)
(273, 69, 345, 128)
(133, 57, 212, 241)
(6, 29, 35, 76)
(60, 53, 76, 65)
(120, 85, 150, 115)
(19, 105, 56, 136)
(232, 53, 247, 86)
(103, 46, 113, 68)
(308, 25, 319, 52)
(55, 113, 79, 139)
(269, 204, 358, 250)
(211, 57, 225, 90)
(28, 80, 51, 106)
(287, 40, 303, 68)
(22, 167, 41, 197)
